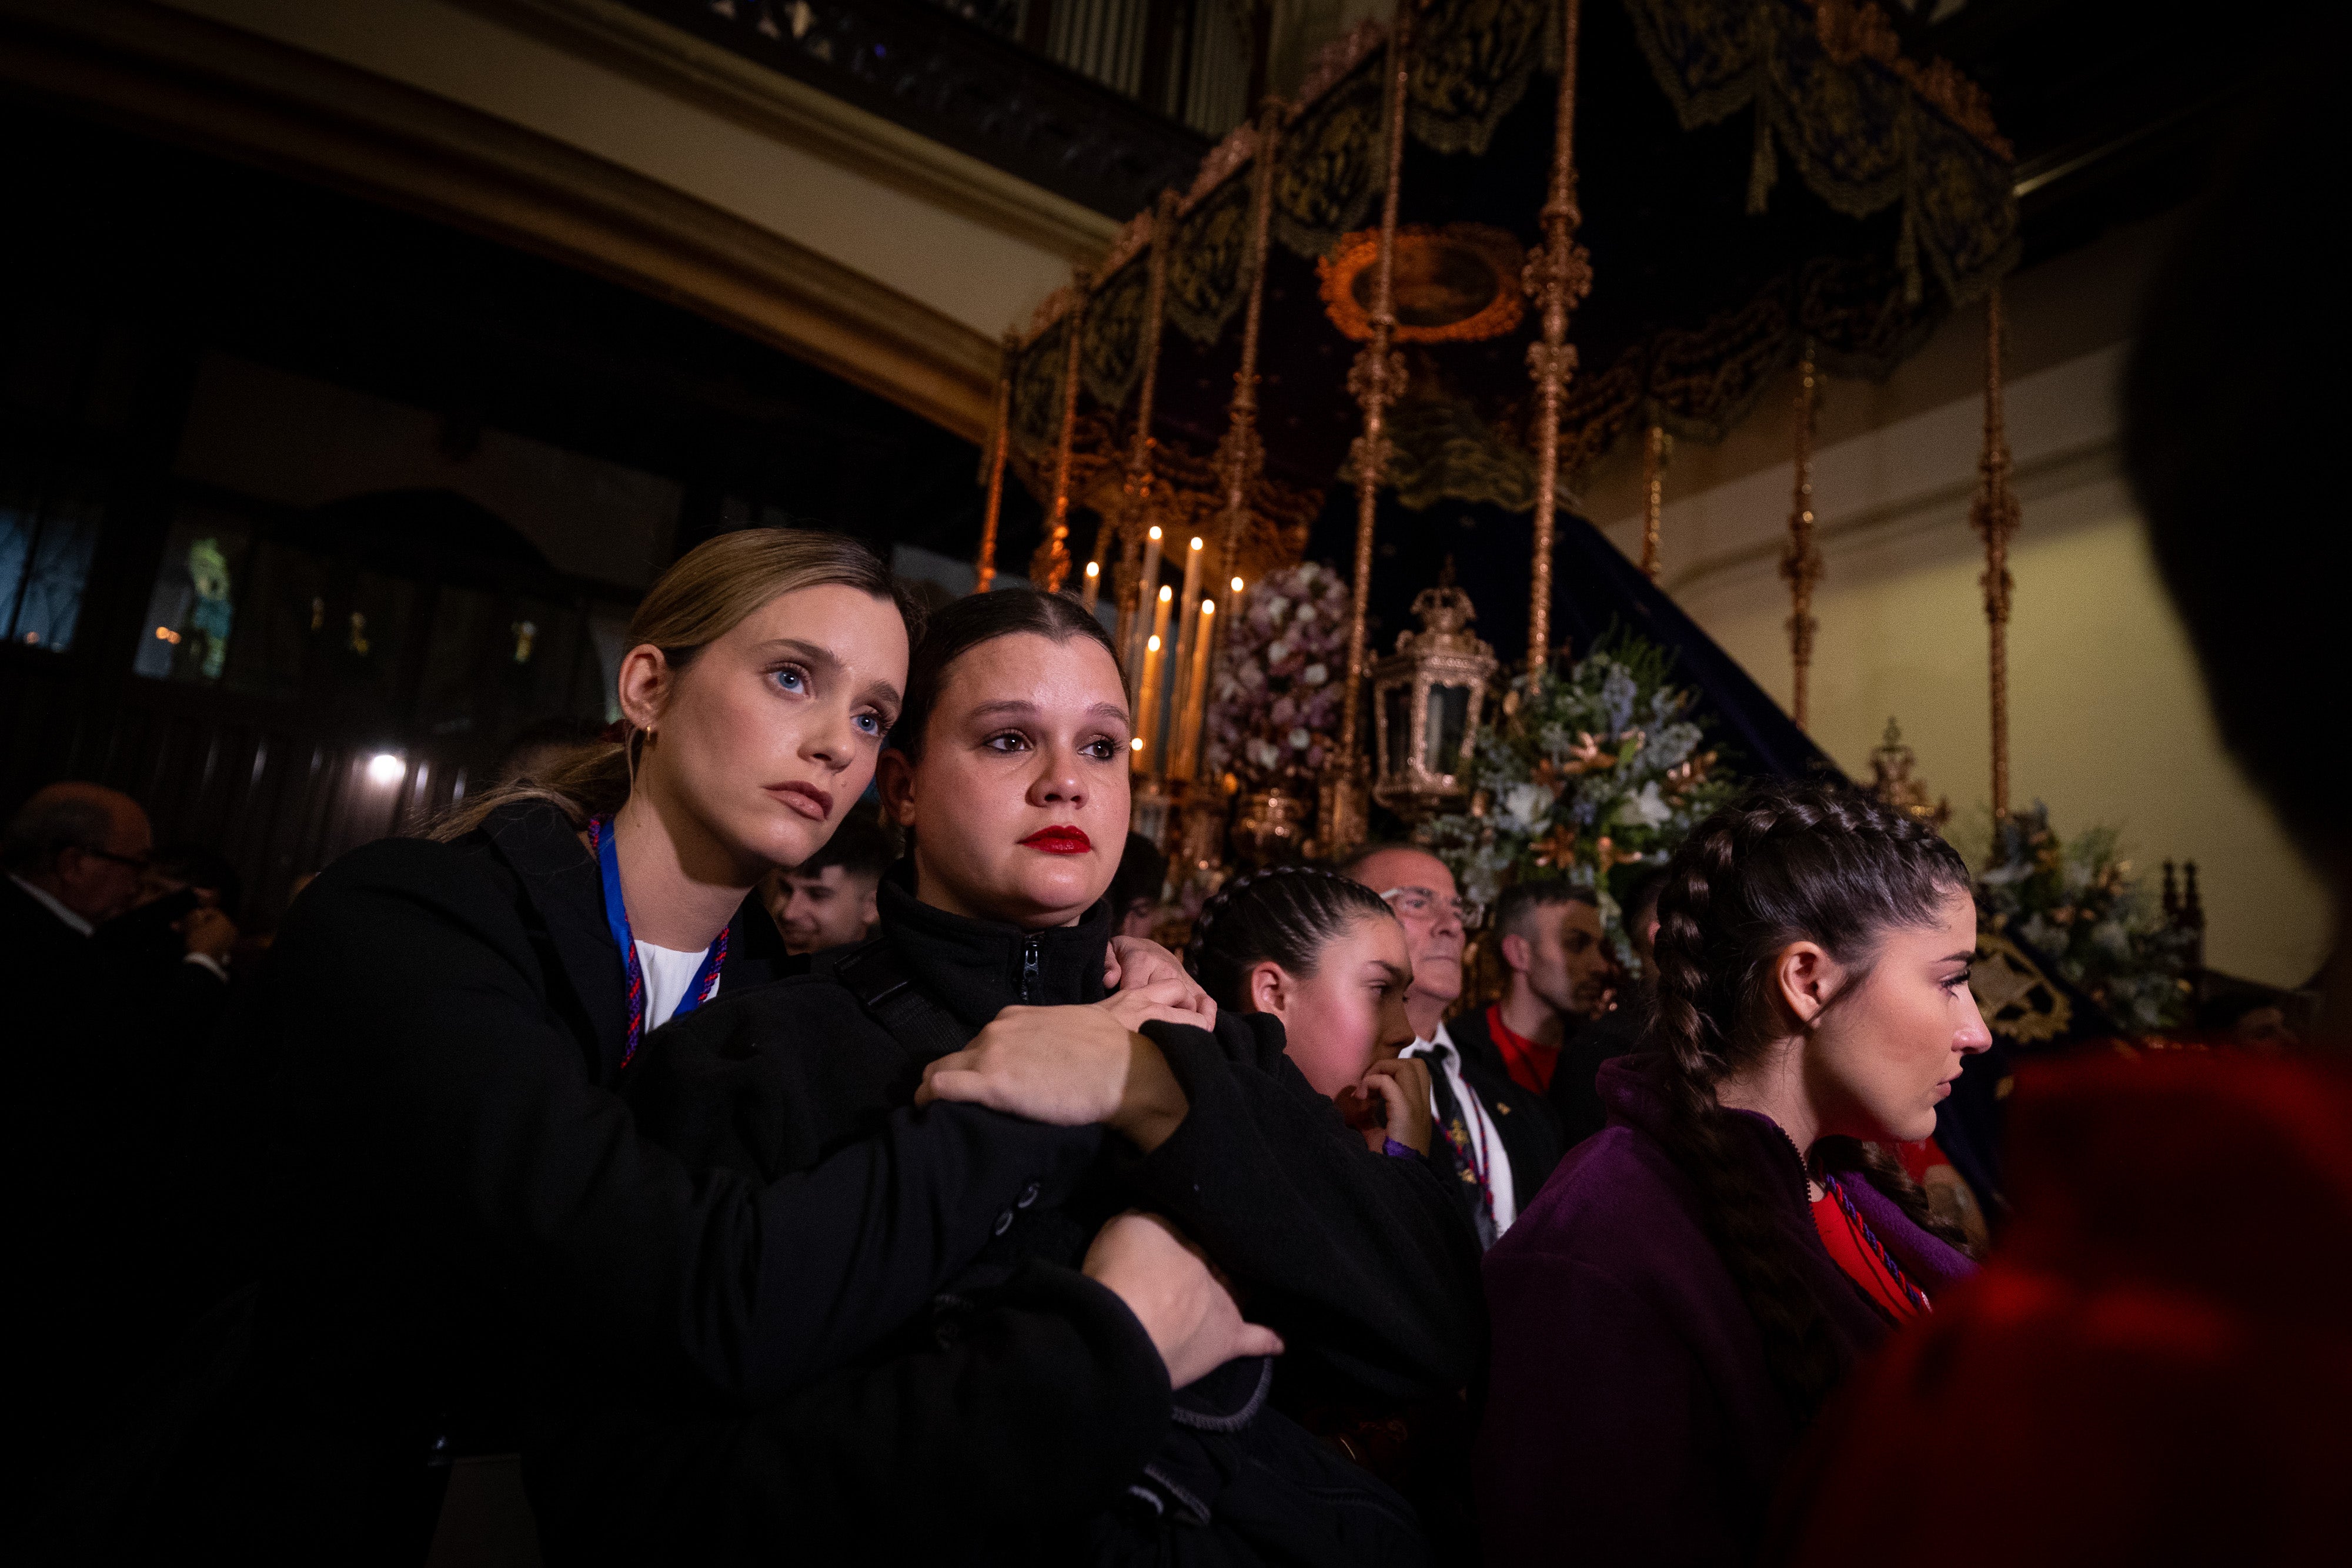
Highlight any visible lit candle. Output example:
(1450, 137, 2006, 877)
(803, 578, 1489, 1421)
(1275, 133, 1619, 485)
(1081, 558, 1101, 611)
(1138, 586, 1174, 774)
(1172, 597, 1215, 780)
(1167, 535, 1205, 749)
(1128, 525, 1164, 704)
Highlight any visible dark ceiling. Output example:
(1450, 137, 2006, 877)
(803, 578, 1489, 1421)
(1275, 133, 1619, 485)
(0, 93, 1033, 576)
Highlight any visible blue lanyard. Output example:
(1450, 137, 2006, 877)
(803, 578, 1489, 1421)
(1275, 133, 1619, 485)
(590, 815, 726, 1068)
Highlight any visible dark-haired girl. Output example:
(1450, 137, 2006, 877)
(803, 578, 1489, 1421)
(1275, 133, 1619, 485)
(1476, 778, 1987, 1566)
(1187, 865, 1434, 1156)
(1187, 866, 1490, 1550)
(527, 589, 1479, 1564)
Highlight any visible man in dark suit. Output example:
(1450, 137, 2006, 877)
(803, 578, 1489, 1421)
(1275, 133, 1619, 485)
(1, 781, 155, 978)
(1342, 842, 1563, 1248)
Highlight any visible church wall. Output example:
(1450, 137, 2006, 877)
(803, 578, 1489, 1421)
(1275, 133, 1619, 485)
(1577, 218, 2331, 990)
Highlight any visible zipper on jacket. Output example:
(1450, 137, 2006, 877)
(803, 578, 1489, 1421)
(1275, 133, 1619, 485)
(1020, 935, 1042, 1004)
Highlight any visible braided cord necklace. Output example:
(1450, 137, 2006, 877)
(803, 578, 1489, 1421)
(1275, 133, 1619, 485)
(1822, 1171, 1932, 1315)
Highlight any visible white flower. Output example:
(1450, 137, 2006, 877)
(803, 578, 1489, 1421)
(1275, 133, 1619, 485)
(1288, 727, 1311, 751)
(1613, 781, 1672, 830)
(1294, 603, 1317, 625)
(1302, 663, 1328, 686)
(1499, 781, 1553, 831)
(1248, 737, 1282, 771)
(1268, 640, 1292, 665)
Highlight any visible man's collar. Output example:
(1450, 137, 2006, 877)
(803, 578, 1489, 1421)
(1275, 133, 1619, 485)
(1406, 1019, 1457, 1062)
(8, 873, 93, 937)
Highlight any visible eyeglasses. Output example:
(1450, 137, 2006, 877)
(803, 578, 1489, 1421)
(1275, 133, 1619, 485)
(78, 846, 152, 873)
(1378, 885, 1484, 930)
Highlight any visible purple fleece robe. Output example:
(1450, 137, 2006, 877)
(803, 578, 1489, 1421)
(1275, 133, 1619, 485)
(1475, 1058, 1973, 1566)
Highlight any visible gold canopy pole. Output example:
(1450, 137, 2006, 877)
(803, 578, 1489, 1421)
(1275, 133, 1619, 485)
(1970, 286, 2022, 820)
(1522, 0, 1593, 671)
(1328, 3, 1412, 857)
(1201, 101, 1283, 775)
(1780, 345, 1822, 731)
(1639, 422, 1667, 580)
(974, 330, 1015, 593)
(1030, 266, 1088, 593)
(1114, 194, 1178, 651)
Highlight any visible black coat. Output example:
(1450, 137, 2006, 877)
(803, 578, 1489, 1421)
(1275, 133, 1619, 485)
(524, 880, 1485, 1564)
(1545, 995, 1651, 1152)
(1436, 1007, 1567, 1219)
(198, 803, 1111, 1562)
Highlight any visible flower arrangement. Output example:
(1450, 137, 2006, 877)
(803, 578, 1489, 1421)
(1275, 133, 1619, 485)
(1975, 803, 2196, 1032)
(1205, 559, 1352, 791)
(1421, 633, 1738, 965)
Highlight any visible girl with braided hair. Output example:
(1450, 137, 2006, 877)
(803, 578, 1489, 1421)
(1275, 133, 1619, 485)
(1186, 864, 1435, 1158)
(1476, 777, 1986, 1566)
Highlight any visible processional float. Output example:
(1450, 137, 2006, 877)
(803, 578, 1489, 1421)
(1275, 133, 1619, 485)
(977, 0, 2020, 876)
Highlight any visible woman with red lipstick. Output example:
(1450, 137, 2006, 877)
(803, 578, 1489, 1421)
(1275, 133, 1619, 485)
(177, 533, 1230, 1563)
(526, 589, 1482, 1566)
(1476, 779, 1987, 1566)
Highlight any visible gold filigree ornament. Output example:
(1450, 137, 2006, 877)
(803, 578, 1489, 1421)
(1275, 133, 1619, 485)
(1319, 224, 1529, 344)
(1865, 717, 1951, 829)
(1970, 926, 2073, 1045)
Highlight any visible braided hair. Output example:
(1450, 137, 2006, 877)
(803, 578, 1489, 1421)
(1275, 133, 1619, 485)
(1645, 775, 1972, 1424)
(1184, 863, 1398, 1012)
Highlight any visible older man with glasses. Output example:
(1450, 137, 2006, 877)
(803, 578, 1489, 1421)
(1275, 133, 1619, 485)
(2, 782, 156, 958)
(1340, 843, 1564, 1248)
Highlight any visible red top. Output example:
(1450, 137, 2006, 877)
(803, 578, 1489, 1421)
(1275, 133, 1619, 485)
(1894, 1135, 1950, 1185)
(1486, 1004, 1559, 1095)
(1811, 1185, 1928, 1323)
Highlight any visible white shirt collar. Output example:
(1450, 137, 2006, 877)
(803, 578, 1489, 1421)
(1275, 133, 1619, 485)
(9, 873, 93, 937)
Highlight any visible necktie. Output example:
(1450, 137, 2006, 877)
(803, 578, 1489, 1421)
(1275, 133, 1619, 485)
(1421, 1044, 1496, 1248)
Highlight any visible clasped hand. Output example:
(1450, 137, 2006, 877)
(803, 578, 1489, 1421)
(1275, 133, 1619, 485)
(913, 944, 1205, 1152)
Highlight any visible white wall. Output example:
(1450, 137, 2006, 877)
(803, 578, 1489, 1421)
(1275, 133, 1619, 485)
(1575, 218, 2331, 988)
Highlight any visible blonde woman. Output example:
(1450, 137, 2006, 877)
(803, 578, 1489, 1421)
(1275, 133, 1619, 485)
(185, 532, 1225, 1562)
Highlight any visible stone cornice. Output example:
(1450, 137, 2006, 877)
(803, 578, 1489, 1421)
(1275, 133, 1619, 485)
(453, 0, 1119, 264)
(0, 0, 1001, 438)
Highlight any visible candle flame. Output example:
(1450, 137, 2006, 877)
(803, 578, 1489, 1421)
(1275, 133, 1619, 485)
(1130, 737, 1144, 750)
(1148, 526, 1162, 540)
(1188, 536, 1203, 551)
(1158, 586, 1172, 601)
(1147, 635, 1161, 651)
(1201, 600, 1214, 615)
(1084, 560, 1099, 577)
(1231, 577, 1245, 591)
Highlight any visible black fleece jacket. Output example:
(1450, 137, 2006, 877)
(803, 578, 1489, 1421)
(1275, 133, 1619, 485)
(524, 880, 1484, 1563)
(210, 804, 1109, 1561)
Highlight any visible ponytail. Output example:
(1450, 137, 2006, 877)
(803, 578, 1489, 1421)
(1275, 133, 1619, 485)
(1184, 862, 1397, 1013)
